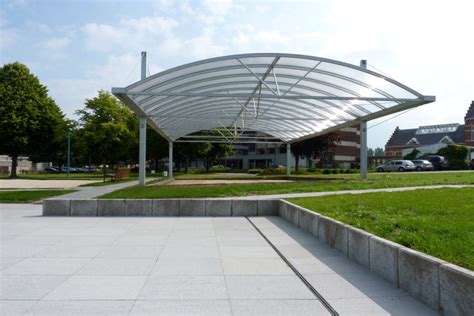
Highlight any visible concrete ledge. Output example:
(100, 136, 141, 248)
(257, 200, 279, 216)
(42, 199, 70, 216)
(439, 263, 474, 315)
(297, 207, 312, 233)
(71, 199, 97, 216)
(318, 215, 348, 255)
(206, 200, 231, 216)
(308, 212, 319, 239)
(347, 227, 371, 268)
(398, 248, 445, 310)
(278, 200, 288, 219)
(179, 199, 205, 216)
(125, 199, 152, 216)
(98, 199, 125, 216)
(153, 199, 179, 216)
(232, 200, 257, 216)
(369, 236, 399, 284)
(283, 202, 299, 226)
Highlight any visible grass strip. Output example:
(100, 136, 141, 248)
(288, 188, 474, 270)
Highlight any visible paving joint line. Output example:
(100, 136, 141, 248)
(245, 216, 338, 316)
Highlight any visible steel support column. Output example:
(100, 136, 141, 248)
(168, 141, 173, 178)
(138, 51, 147, 185)
(360, 121, 368, 180)
(286, 143, 291, 176)
(359, 59, 368, 180)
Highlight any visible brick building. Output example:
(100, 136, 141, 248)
(223, 126, 361, 169)
(385, 101, 474, 159)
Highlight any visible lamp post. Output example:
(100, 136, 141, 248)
(67, 129, 71, 178)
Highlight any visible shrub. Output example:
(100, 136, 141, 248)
(248, 168, 263, 174)
(437, 145, 470, 170)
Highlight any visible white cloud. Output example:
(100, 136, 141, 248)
(203, 0, 233, 15)
(43, 37, 70, 50)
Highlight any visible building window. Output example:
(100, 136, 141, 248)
(279, 146, 287, 154)
(257, 148, 266, 155)
(267, 148, 275, 154)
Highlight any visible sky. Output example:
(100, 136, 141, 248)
(1, 0, 473, 148)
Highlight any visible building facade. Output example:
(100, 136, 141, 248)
(222, 126, 361, 169)
(385, 101, 474, 159)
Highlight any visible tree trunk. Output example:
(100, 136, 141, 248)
(10, 154, 18, 178)
(295, 156, 300, 173)
(102, 159, 107, 182)
(205, 158, 210, 173)
(185, 157, 189, 174)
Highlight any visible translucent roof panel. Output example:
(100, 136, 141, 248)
(112, 53, 435, 142)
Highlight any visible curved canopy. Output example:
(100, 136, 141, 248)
(112, 53, 434, 143)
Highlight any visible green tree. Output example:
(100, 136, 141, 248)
(75, 91, 137, 178)
(0, 62, 67, 177)
(146, 128, 168, 171)
(374, 147, 385, 156)
(437, 144, 469, 170)
(203, 142, 234, 172)
(367, 148, 375, 157)
(174, 142, 211, 173)
(291, 133, 340, 172)
(403, 148, 420, 160)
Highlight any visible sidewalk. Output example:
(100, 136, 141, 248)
(217, 184, 474, 200)
(45, 180, 140, 200)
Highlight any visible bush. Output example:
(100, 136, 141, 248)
(322, 169, 331, 174)
(209, 165, 228, 172)
(248, 168, 263, 174)
(437, 145, 470, 170)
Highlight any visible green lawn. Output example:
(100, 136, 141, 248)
(0, 190, 76, 203)
(288, 188, 474, 270)
(100, 171, 474, 199)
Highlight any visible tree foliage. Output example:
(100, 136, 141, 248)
(403, 148, 420, 160)
(291, 133, 340, 171)
(75, 91, 137, 172)
(0, 62, 67, 177)
(437, 144, 469, 170)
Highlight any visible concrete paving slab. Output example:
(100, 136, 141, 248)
(44, 275, 148, 300)
(138, 275, 228, 300)
(26, 300, 135, 315)
(97, 245, 163, 259)
(231, 299, 330, 316)
(222, 258, 293, 275)
(0, 275, 69, 299)
(2, 258, 89, 275)
(76, 258, 156, 275)
(151, 258, 223, 276)
(131, 300, 232, 315)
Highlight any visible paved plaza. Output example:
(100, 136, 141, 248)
(1, 204, 435, 315)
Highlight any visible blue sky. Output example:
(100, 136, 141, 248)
(2, 0, 473, 148)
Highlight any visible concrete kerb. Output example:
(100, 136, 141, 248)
(179, 199, 206, 216)
(257, 200, 279, 216)
(125, 199, 152, 216)
(232, 199, 257, 216)
(206, 200, 231, 216)
(71, 199, 97, 216)
(347, 226, 371, 268)
(152, 199, 179, 216)
(42, 199, 71, 216)
(439, 263, 474, 315)
(369, 235, 400, 285)
(98, 199, 125, 216)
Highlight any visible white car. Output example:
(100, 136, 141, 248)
(377, 160, 416, 172)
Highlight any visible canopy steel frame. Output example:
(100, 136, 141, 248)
(112, 52, 435, 180)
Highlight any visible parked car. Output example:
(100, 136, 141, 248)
(423, 155, 449, 171)
(411, 160, 435, 171)
(43, 167, 59, 173)
(377, 160, 416, 172)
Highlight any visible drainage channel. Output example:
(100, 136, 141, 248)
(246, 216, 339, 316)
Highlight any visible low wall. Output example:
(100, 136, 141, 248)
(42, 197, 473, 314)
(42, 198, 279, 217)
(279, 200, 473, 315)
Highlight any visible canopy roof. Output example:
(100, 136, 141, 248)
(112, 53, 435, 143)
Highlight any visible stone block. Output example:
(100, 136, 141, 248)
(42, 199, 70, 216)
(308, 212, 319, 239)
(232, 200, 257, 216)
(206, 200, 231, 216)
(278, 200, 288, 219)
(257, 200, 279, 216)
(398, 248, 445, 310)
(439, 263, 474, 316)
(369, 236, 400, 285)
(318, 215, 348, 255)
(125, 199, 152, 216)
(284, 203, 299, 226)
(179, 199, 206, 216)
(153, 200, 179, 216)
(71, 199, 97, 216)
(298, 208, 313, 232)
(97, 199, 125, 216)
(347, 227, 371, 268)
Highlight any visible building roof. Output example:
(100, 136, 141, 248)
(465, 101, 474, 120)
(112, 53, 434, 143)
(386, 124, 465, 147)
